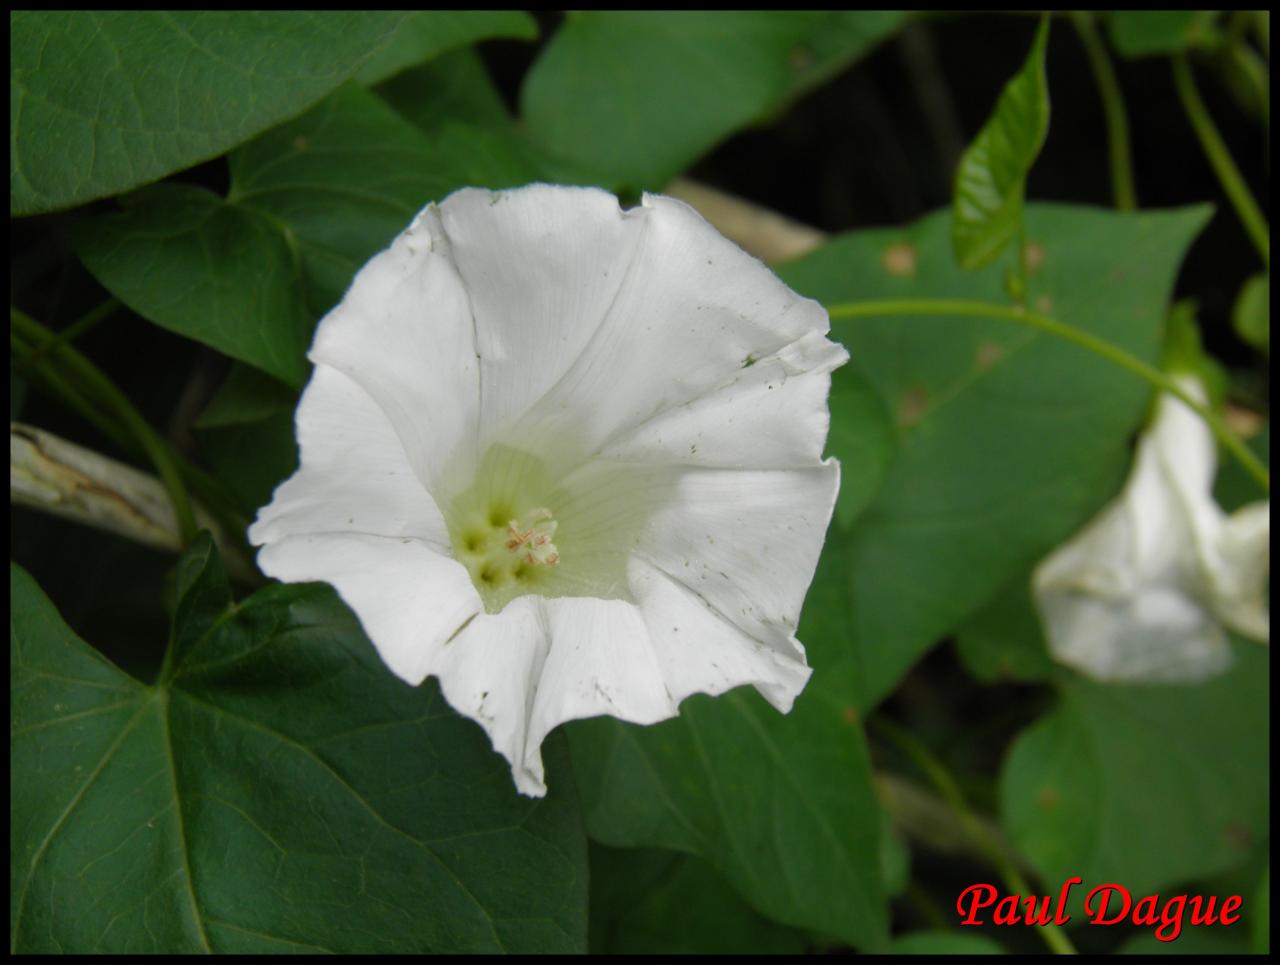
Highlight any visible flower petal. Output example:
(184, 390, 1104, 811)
(600, 330, 848, 469)
(1211, 500, 1270, 643)
(628, 556, 812, 712)
(439, 595, 675, 796)
(432, 185, 647, 454)
(430, 596, 550, 795)
(1035, 578, 1233, 682)
(479, 190, 833, 466)
(249, 364, 449, 548)
(1033, 375, 1269, 682)
(307, 206, 480, 492)
(552, 460, 839, 650)
(257, 533, 480, 686)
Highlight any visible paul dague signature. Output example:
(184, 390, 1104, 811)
(956, 878, 1243, 942)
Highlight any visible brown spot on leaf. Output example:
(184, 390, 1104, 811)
(1225, 821, 1252, 851)
(897, 386, 929, 428)
(1037, 786, 1059, 811)
(789, 44, 814, 70)
(1035, 294, 1054, 315)
(842, 705, 859, 725)
(1023, 242, 1046, 273)
(882, 242, 917, 277)
(975, 341, 1005, 370)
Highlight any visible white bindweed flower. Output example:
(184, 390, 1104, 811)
(1033, 375, 1269, 683)
(249, 184, 847, 796)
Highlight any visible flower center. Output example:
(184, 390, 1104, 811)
(443, 440, 648, 614)
(445, 444, 568, 613)
(454, 503, 562, 609)
(505, 508, 560, 567)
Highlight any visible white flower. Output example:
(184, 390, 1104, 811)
(249, 184, 847, 795)
(1033, 376, 1269, 683)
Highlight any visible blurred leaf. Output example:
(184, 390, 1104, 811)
(377, 47, 515, 132)
(952, 18, 1050, 270)
(377, 48, 602, 187)
(1117, 929, 1251, 954)
(191, 365, 299, 514)
(196, 413, 297, 514)
(779, 203, 1211, 709)
(194, 364, 298, 429)
(351, 11, 536, 86)
(1255, 865, 1270, 954)
(521, 11, 905, 189)
(1232, 272, 1269, 354)
(1001, 639, 1269, 898)
(78, 82, 547, 384)
(588, 844, 807, 954)
(955, 573, 1056, 684)
(1163, 298, 1228, 407)
(567, 535, 888, 948)
(10, 541, 587, 952)
(886, 931, 1007, 954)
(1108, 11, 1213, 58)
(1214, 421, 1268, 513)
(10, 12, 413, 216)
(829, 365, 897, 527)
(879, 807, 911, 898)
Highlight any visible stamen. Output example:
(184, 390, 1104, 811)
(505, 508, 560, 567)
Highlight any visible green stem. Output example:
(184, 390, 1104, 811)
(12, 307, 199, 545)
(1171, 54, 1270, 266)
(14, 298, 120, 374)
(825, 298, 1270, 493)
(870, 717, 1077, 955)
(12, 330, 131, 448)
(1071, 12, 1138, 211)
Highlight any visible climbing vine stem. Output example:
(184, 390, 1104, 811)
(824, 298, 1269, 493)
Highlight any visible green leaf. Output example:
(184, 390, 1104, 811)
(351, 11, 537, 87)
(885, 931, 1007, 954)
(1000, 639, 1269, 899)
(377, 47, 516, 133)
(1108, 11, 1214, 58)
(1162, 298, 1228, 406)
(566, 535, 888, 949)
(75, 184, 313, 387)
(829, 367, 897, 528)
(193, 364, 298, 430)
(10, 12, 402, 216)
(10, 12, 539, 216)
(1254, 865, 1270, 954)
(190, 365, 299, 514)
(10, 543, 587, 952)
(521, 11, 904, 189)
(1117, 929, 1251, 955)
(1233, 272, 1269, 354)
(77, 82, 548, 385)
(951, 18, 1051, 270)
(1214, 421, 1268, 513)
(588, 844, 807, 954)
(954, 573, 1056, 684)
(778, 202, 1211, 709)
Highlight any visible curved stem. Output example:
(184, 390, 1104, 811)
(11, 307, 199, 545)
(1172, 54, 1270, 266)
(870, 717, 1078, 955)
(14, 297, 120, 374)
(1071, 12, 1137, 211)
(825, 298, 1270, 493)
